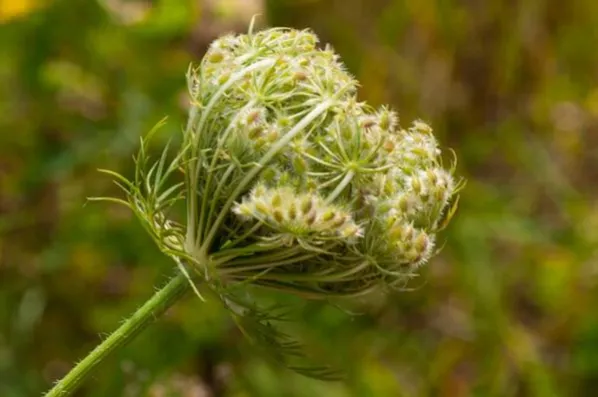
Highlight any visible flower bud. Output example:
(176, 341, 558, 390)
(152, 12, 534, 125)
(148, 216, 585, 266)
(271, 193, 282, 207)
(140, 27, 460, 301)
(208, 51, 224, 63)
(321, 210, 335, 222)
(287, 203, 297, 220)
(98, 26, 462, 382)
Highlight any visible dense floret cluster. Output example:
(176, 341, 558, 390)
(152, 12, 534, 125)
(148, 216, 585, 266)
(169, 27, 462, 297)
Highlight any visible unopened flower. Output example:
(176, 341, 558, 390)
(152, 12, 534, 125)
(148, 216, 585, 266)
(117, 26, 463, 296)
(233, 185, 363, 243)
(104, 25, 463, 380)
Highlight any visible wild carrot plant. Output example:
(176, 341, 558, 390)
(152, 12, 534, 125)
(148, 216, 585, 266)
(45, 23, 462, 396)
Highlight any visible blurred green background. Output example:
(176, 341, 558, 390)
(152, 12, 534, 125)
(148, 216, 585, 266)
(1, 0, 597, 396)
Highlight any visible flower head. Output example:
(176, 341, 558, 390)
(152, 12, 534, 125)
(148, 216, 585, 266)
(119, 26, 462, 299)
(105, 25, 463, 380)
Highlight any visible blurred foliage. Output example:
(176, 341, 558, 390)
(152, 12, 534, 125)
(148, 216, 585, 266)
(1, 0, 597, 396)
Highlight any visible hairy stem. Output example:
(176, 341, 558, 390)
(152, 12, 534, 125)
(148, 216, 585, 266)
(44, 273, 191, 397)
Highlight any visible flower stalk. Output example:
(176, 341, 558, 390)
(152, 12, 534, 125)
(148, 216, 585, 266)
(45, 274, 191, 397)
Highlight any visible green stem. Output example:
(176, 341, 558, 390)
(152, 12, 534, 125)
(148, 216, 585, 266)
(326, 170, 355, 203)
(44, 273, 191, 397)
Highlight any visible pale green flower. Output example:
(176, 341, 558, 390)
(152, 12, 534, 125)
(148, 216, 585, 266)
(104, 25, 463, 380)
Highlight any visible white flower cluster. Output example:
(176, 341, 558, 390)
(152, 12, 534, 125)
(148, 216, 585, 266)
(233, 185, 362, 242)
(384, 218, 434, 267)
